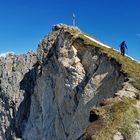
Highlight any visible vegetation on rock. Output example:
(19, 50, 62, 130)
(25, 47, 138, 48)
(85, 97, 139, 140)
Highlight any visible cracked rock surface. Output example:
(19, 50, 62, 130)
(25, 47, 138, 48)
(0, 24, 139, 140)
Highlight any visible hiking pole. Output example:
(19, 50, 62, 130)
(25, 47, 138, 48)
(127, 48, 128, 55)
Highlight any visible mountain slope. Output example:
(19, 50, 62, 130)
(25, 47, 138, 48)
(0, 24, 140, 140)
(78, 31, 140, 91)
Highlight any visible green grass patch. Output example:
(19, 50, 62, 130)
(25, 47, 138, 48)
(62, 25, 80, 34)
(91, 97, 139, 140)
(63, 27, 140, 140)
(83, 32, 112, 48)
(78, 33, 140, 91)
(41, 39, 47, 46)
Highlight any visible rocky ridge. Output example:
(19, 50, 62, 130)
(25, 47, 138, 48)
(0, 24, 140, 140)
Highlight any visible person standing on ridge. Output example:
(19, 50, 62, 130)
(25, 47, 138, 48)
(119, 41, 127, 56)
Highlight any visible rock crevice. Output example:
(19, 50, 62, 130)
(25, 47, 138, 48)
(0, 24, 139, 140)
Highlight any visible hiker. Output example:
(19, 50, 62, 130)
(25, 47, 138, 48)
(119, 41, 127, 56)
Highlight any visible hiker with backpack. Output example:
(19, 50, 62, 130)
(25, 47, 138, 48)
(119, 41, 128, 56)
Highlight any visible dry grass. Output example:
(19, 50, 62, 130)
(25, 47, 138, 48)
(86, 97, 139, 140)
(78, 33, 140, 91)
(63, 26, 140, 140)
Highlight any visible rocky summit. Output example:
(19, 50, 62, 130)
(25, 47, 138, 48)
(0, 24, 140, 140)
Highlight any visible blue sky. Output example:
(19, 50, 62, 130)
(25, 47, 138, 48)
(0, 0, 140, 61)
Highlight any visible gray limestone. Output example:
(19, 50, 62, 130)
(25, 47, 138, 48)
(0, 24, 139, 140)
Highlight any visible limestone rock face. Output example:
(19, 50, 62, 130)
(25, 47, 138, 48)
(0, 51, 37, 139)
(0, 24, 139, 140)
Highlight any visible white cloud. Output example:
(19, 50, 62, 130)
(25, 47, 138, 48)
(136, 34, 140, 39)
(0, 52, 15, 58)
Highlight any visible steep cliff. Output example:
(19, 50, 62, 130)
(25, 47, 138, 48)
(0, 51, 37, 139)
(0, 24, 140, 140)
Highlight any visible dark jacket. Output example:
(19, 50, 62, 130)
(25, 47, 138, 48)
(119, 41, 127, 56)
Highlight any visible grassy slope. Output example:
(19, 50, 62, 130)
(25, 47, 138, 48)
(77, 33, 140, 140)
(63, 25, 140, 90)
(88, 97, 139, 140)
(79, 33, 140, 91)
(62, 26, 140, 139)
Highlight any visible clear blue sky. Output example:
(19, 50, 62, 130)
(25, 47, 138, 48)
(0, 0, 140, 61)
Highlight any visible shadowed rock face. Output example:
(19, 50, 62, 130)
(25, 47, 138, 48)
(0, 24, 139, 140)
(0, 51, 37, 139)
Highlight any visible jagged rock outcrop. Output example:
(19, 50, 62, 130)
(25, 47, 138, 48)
(0, 24, 139, 140)
(0, 51, 37, 139)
